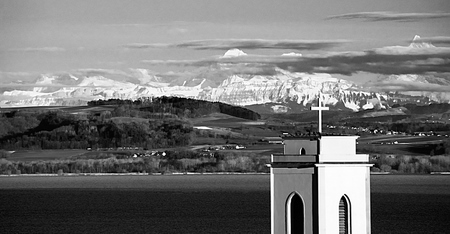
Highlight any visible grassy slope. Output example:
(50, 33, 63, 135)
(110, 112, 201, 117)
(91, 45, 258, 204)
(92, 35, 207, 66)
(8, 149, 87, 162)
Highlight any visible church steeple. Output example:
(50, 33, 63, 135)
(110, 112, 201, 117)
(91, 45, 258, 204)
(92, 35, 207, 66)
(270, 133, 372, 233)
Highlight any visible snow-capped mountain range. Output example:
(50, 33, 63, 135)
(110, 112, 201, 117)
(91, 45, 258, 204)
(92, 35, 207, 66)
(1, 36, 449, 112)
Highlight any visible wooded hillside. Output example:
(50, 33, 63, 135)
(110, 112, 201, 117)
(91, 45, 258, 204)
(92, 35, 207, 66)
(0, 97, 259, 150)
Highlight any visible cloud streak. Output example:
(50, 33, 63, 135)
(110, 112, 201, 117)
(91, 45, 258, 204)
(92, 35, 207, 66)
(326, 11, 450, 22)
(74, 68, 130, 77)
(366, 80, 450, 92)
(9, 47, 66, 52)
(409, 36, 450, 46)
(125, 39, 349, 51)
(124, 43, 168, 49)
(142, 46, 450, 76)
(0, 71, 37, 83)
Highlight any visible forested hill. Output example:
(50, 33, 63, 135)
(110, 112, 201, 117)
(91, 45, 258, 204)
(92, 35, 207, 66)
(0, 97, 260, 150)
(0, 110, 193, 150)
(88, 96, 261, 121)
(392, 103, 450, 114)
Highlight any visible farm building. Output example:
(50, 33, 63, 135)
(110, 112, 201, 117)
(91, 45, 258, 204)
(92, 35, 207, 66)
(262, 137, 283, 144)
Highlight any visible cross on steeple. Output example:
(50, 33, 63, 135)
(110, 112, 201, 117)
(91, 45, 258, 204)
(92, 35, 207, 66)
(311, 97, 329, 133)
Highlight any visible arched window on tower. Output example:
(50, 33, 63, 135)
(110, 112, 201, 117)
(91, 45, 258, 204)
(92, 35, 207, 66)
(299, 148, 306, 155)
(286, 192, 304, 234)
(339, 195, 351, 234)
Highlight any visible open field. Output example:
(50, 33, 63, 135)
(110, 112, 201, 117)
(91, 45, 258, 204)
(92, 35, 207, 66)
(4, 144, 283, 162)
(191, 112, 265, 126)
(7, 149, 87, 161)
(192, 113, 280, 140)
(359, 135, 446, 144)
(192, 113, 449, 156)
(240, 144, 284, 155)
(0, 174, 449, 234)
(0, 105, 116, 114)
(357, 134, 449, 155)
(357, 143, 436, 155)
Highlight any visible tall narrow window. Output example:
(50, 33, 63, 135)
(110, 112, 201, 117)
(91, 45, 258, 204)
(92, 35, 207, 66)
(339, 195, 350, 234)
(287, 193, 304, 234)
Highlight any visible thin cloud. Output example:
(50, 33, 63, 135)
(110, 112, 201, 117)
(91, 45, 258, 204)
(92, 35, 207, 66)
(0, 71, 37, 83)
(273, 48, 450, 75)
(103, 23, 154, 27)
(0, 71, 34, 77)
(74, 68, 129, 77)
(123, 43, 168, 49)
(173, 39, 349, 50)
(105, 21, 210, 28)
(142, 46, 450, 76)
(409, 36, 450, 46)
(125, 39, 348, 51)
(326, 11, 450, 22)
(223, 65, 278, 76)
(9, 47, 66, 52)
(367, 80, 450, 92)
(168, 28, 188, 34)
(142, 59, 218, 67)
(74, 68, 142, 84)
(147, 65, 277, 82)
(0, 83, 68, 88)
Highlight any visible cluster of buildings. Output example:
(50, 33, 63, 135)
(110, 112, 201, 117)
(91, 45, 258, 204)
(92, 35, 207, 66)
(131, 151, 167, 158)
(202, 144, 246, 151)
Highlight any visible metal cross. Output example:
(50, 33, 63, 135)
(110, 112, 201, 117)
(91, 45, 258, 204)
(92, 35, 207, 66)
(311, 97, 329, 133)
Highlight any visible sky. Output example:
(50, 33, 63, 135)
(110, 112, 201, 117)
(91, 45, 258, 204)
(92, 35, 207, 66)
(0, 0, 450, 88)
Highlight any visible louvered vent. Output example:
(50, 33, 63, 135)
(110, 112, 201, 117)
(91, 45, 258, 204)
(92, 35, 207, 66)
(339, 196, 349, 234)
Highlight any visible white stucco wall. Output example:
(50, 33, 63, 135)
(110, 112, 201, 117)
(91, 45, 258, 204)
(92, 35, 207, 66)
(319, 136, 368, 162)
(316, 164, 371, 234)
(320, 136, 358, 155)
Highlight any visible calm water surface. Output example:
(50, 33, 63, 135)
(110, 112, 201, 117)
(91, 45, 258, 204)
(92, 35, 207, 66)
(0, 174, 449, 234)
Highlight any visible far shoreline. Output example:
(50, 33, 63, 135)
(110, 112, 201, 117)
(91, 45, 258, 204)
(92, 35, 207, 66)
(1, 171, 450, 177)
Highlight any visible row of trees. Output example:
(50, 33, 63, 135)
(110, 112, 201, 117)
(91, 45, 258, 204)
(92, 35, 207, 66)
(88, 96, 261, 120)
(0, 152, 271, 174)
(2, 153, 450, 175)
(371, 155, 450, 173)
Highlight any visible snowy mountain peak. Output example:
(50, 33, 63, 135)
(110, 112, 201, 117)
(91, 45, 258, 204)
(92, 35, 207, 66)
(412, 35, 421, 41)
(222, 49, 247, 58)
(409, 35, 435, 49)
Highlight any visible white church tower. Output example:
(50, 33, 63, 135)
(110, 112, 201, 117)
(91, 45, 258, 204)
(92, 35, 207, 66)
(270, 98, 372, 234)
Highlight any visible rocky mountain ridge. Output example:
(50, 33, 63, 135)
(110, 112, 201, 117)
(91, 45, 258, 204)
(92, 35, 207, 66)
(0, 68, 393, 112)
(1, 66, 447, 112)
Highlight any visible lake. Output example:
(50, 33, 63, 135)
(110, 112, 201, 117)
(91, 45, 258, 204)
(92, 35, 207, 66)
(0, 174, 449, 233)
